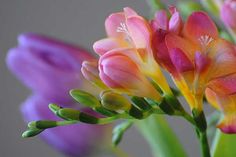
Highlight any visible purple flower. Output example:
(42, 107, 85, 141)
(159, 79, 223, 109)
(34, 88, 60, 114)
(6, 33, 111, 156)
(21, 95, 109, 157)
(7, 33, 97, 104)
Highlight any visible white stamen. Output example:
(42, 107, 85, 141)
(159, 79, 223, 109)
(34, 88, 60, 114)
(116, 22, 132, 43)
(198, 35, 214, 47)
(116, 22, 129, 34)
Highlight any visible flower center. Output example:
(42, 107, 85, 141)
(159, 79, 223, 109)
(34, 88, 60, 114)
(116, 22, 132, 44)
(198, 35, 214, 48)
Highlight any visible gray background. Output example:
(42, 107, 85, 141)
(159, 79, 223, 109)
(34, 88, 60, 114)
(0, 0, 201, 157)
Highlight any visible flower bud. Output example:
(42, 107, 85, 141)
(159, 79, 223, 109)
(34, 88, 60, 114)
(99, 49, 162, 101)
(81, 60, 107, 89)
(100, 90, 131, 111)
(70, 89, 100, 108)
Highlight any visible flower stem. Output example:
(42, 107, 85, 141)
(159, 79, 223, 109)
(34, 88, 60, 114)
(199, 131, 211, 157)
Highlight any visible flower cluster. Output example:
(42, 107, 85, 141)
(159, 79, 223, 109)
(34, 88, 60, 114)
(8, 3, 236, 157)
(91, 7, 236, 134)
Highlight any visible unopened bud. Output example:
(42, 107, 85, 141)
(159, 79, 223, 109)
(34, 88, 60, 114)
(70, 89, 100, 108)
(22, 129, 43, 138)
(100, 91, 131, 111)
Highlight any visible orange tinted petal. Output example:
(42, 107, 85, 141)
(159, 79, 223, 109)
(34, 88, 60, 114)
(184, 11, 218, 43)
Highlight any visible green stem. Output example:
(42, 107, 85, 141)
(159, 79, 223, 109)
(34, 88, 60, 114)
(136, 115, 187, 157)
(199, 131, 211, 157)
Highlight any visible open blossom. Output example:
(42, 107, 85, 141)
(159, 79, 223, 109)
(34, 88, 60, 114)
(220, 0, 236, 32)
(153, 11, 236, 113)
(205, 69, 236, 134)
(93, 7, 171, 96)
(6, 33, 110, 155)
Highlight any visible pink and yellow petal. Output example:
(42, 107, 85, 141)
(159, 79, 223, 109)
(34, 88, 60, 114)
(218, 114, 236, 134)
(184, 11, 218, 43)
(208, 39, 236, 79)
(165, 34, 198, 60)
(93, 38, 128, 55)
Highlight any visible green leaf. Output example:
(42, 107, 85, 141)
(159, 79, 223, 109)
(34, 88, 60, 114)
(112, 121, 133, 146)
(212, 130, 236, 157)
(136, 115, 187, 157)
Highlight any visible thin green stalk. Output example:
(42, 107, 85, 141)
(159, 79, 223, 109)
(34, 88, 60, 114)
(199, 131, 211, 157)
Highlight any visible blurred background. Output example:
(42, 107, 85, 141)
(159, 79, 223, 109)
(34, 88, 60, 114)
(0, 0, 204, 156)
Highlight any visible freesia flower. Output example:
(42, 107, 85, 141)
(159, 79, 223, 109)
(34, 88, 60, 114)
(151, 7, 183, 73)
(99, 48, 162, 101)
(156, 11, 236, 112)
(21, 95, 109, 156)
(93, 7, 172, 95)
(6, 33, 111, 156)
(7, 33, 97, 104)
(205, 73, 236, 134)
(220, 0, 236, 32)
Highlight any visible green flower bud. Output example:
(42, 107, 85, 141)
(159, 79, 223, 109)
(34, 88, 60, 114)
(22, 129, 43, 138)
(58, 108, 98, 124)
(70, 89, 100, 107)
(100, 91, 131, 111)
(28, 121, 57, 129)
(48, 103, 61, 114)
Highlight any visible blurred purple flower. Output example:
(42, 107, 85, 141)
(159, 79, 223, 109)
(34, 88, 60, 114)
(7, 33, 97, 104)
(6, 33, 111, 157)
(21, 95, 109, 157)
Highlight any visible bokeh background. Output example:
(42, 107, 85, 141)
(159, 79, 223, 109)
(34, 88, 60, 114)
(0, 0, 205, 156)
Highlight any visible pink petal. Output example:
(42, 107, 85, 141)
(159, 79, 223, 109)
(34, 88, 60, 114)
(93, 38, 127, 55)
(169, 48, 194, 73)
(169, 11, 182, 34)
(105, 12, 126, 38)
(152, 10, 168, 31)
(123, 7, 138, 18)
(165, 34, 198, 60)
(184, 11, 218, 43)
(126, 16, 151, 49)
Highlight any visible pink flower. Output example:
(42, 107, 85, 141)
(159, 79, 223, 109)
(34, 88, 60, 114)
(99, 48, 162, 101)
(220, 0, 236, 32)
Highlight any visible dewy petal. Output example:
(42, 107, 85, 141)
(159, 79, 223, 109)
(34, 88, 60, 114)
(21, 95, 110, 156)
(184, 11, 218, 43)
(93, 38, 128, 55)
(208, 39, 236, 79)
(105, 12, 126, 38)
(126, 16, 151, 49)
